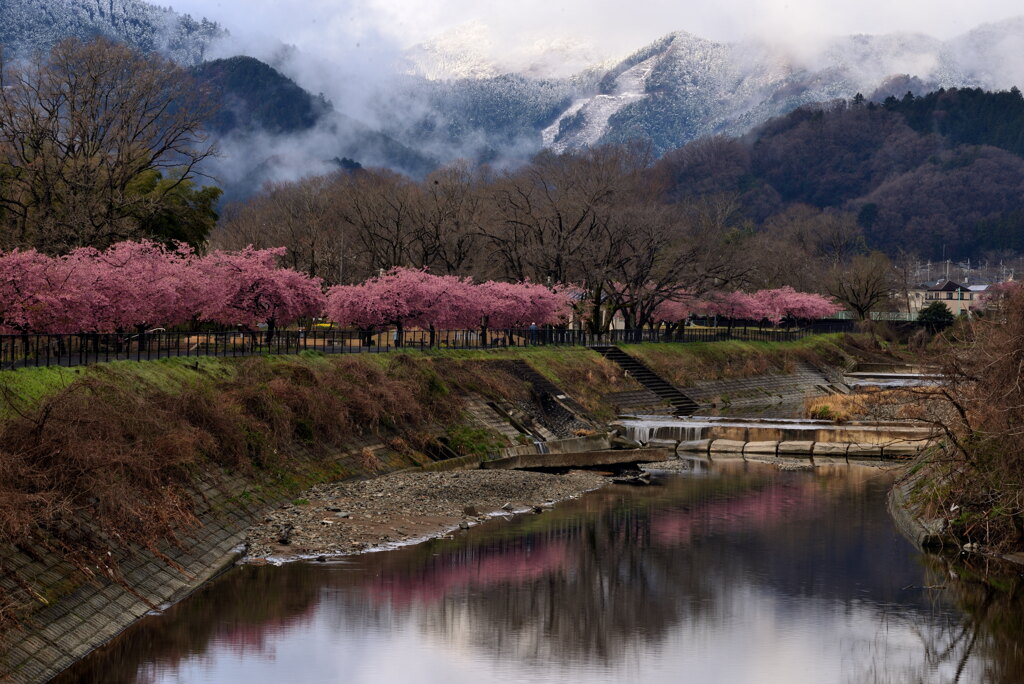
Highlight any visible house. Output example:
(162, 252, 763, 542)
(923, 280, 988, 316)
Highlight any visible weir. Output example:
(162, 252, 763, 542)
(614, 415, 937, 453)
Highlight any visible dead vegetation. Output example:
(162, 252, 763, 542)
(803, 387, 940, 422)
(0, 353, 531, 631)
(906, 292, 1024, 553)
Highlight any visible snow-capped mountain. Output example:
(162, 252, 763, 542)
(4, 0, 1024, 186)
(544, 19, 1024, 155)
(0, 0, 223, 65)
(404, 21, 615, 81)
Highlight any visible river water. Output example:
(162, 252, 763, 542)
(59, 461, 1023, 684)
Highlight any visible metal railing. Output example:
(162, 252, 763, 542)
(0, 325, 829, 370)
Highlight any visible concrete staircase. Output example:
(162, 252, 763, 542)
(682, 362, 840, 407)
(591, 346, 699, 415)
(497, 360, 590, 418)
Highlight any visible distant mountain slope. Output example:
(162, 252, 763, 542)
(191, 57, 435, 198)
(192, 56, 332, 135)
(0, 0, 222, 64)
(653, 88, 1024, 260)
(367, 17, 1024, 166)
(540, 18, 1024, 155)
(370, 72, 584, 166)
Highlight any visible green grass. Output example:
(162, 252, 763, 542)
(619, 335, 851, 387)
(443, 425, 507, 458)
(0, 366, 80, 417)
(0, 334, 851, 420)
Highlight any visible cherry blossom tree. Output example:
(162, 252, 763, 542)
(326, 268, 477, 346)
(752, 287, 841, 327)
(325, 271, 571, 347)
(66, 240, 201, 332)
(701, 291, 762, 328)
(197, 247, 325, 340)
(474, 280, 572, 344)
(651, 293, 698, 336)
(697, 288, 839, 329)
(0, 249, 92, 333)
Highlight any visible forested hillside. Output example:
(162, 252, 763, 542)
(192, 57, 332, 135)
(654, 88, 1024, 260)
(0, 0, 221, 64)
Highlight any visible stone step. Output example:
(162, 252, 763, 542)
(593, 346, 699, 415)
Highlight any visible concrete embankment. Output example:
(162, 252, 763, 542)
(615, 415, 936, 461)
(0, 438, 411, 684)
(0, 334, 896, 682)
(0, 345, 654, 682)
(887, 476, 950, 550)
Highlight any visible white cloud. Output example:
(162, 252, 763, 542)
(168, 0, 1022, 54)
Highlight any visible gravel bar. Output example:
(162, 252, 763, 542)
(244, 469, 609, 562)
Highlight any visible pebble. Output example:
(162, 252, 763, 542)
(243, 469, 606, 560)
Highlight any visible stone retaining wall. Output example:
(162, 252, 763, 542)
(0, 439, 418, 684)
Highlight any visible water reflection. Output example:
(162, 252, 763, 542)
(60, 463, 1023, 684)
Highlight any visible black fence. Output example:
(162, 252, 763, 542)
(0, 324, 833, 370)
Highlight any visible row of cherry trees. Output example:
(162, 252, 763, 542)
(0, 242, 839, 336)
(324, 271, 839, 336)
(653, 287, 842, 328)
(0, 241, 324, 335)
(326, 269, 570, 339)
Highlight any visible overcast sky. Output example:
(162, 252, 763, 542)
(166, 0, 1022, 59)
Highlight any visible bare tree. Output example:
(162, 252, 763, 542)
(612, 195, 751, 330)
(341, 169, 422, 274)
(483, 145, 651, 284)
(0, 38, 216, 252)
(410, 163, 486, 275)
(825, 251, 896, 320)
(213, 173, 352, 283)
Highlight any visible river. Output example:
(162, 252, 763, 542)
(58, 461, 1023, 683)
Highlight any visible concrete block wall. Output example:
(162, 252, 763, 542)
(0, 439, 417, 684)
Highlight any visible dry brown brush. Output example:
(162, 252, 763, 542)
(0, 354, 528, 630)
(911, 291, 1024, 552)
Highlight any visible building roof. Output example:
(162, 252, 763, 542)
(927, 279, 969, 292)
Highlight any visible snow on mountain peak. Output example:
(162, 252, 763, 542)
(403, 20, 616, 81)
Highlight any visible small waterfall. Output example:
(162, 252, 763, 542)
(618, 419, 709, 445)
(534, 441, 550, 455)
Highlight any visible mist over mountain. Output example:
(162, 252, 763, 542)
(330, 16, 1024, 167)
(191, 57, 435, 199)
(4, 0, 1024, 197)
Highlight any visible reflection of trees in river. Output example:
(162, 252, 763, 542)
(854, 554, 1024, 684)
(59, 466, 1024, 683)
(54, 565, 326, 684)
(345, 467, 937, 666)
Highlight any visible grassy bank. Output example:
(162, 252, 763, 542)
(619, 335, 855, 388)
(413, 346, 643, 420)
(0, 351, 542, 629)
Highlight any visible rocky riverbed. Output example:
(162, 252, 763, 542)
(244, 469, 608, 561)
